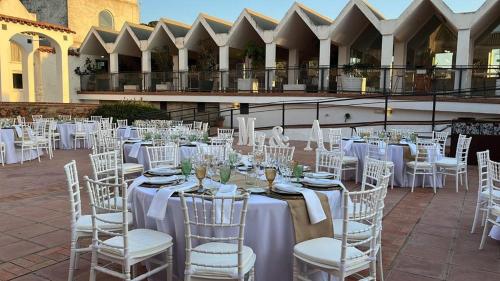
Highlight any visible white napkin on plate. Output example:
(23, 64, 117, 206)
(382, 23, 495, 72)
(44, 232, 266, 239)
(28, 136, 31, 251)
(147, 179, 198, 220)
(302, 177, 342, 187)
(128, 142, 142, 158)
(13, 125, 22, 137)
(274, 182, 327, 224)
(124, 126, 132, 138)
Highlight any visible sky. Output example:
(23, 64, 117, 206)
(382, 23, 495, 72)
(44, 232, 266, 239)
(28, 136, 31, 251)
(139, 0, 487, 25)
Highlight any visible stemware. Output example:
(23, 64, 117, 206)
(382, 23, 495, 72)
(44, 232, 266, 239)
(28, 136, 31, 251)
(293, 164, 304, 183)
(264, 167, 277, 193)
(181, 159, 193, 181)
(195, 164, 207, 191)
(219, 164, 232, 184)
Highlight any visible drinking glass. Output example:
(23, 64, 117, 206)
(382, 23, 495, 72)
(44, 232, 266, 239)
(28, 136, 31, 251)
(181, 159, 192, 181)
(219, 165, 232, 184)
(228, 151, 239, 167)
(195, 164, 207, 190)
(293, 164, 304, 183)
(264, 167, 277, 193)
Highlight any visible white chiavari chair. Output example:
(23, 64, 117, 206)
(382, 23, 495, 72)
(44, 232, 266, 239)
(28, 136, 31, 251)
(49, 120, 60, 150)
(366, 137, 394, 189)
(64, 161, 130, 281)
(202, 122, 209, 133)
(14, 125, 40, 164)
(85, 177, 172, 281)
(198, 143, 229, 163)
(105, 136, 144, 181)
(432, 131, 449, 156)
(328, 133, 342, 151)
(90, 116, 102, 122)
(217, 128, 234, 140)
(264, 145, 295, 165)
(89, 150, 125, 210)
(17, 115, 26, 125)
(32, 115, 43, 121)
(471, 151, 499, 234)
(293, 183, 386, 281)
(72, 121, 87, 150)
(329, 131, 359, 183)
(211, 137, 233, 146)
(146, 144, 179, 169)
(406, 138, 438, 193)
(170, 120, 183, 127)
(315, 149, 342, 180)
(152, 138, 169, 146)
(0, 138, 5, 166)
(479, 160, 500, 249)
(356, 127, 373, 138)
(35, 120, 53, 159)
(59, 115, 72, 121)
(179, 191, 255, 281)
(436, 136, 472, 192)
(329, 128, 342, 138)
(117, 119, 128, 128)
(193, 121, 203, 130)
(361, 157, 388, 191)
(252, 132, 266, 153)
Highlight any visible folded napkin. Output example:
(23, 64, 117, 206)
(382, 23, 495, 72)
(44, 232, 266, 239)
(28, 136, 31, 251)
(343, 139, 354, 152)
(203, 179, 238, 224)
(238, 155, 252, 167)
(124, 126, 132, 138)
(274, 183, 327, 224)
(302, 177, 342, 187)
(13, 125, 22, 137)
(127, 176, 148, 207)
(128, 142, 142, 158)
(147, 179, 198, 220)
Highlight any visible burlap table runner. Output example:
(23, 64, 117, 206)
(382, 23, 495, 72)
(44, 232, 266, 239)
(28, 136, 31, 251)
(230, 172, 334, 243)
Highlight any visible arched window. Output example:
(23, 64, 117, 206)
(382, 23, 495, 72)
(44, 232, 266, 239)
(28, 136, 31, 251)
(98, 10, 114, 29)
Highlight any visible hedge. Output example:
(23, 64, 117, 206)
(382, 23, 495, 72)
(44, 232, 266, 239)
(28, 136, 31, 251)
(91, 101, 168, 123)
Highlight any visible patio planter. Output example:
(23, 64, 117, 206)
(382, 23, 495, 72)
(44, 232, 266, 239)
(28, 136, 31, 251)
(199, 80, 214, 92)
(283, 84, 306, 91)
(237, 78, 259, 93)
(124, 85, 140, 92)
(156, 82, 172, 91)
(340, 76, 366, 93)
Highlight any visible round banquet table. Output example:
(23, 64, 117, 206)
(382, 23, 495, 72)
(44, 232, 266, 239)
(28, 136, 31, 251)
(0, 128, 41, 164)
(343, 141, 443, 188)
(130, 185, 342, 281)
(117, 127, 139, 139)
(57, 122, 97, 149)
(123, 143, 202, 170)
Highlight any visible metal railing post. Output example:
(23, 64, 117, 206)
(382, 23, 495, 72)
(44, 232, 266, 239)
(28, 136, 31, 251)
(316, 102, 320, 120)
(458, 68, 463, 96)
(230, 109, 234, 129)
(432, 92, 437, 132)
(383, 68, 388, 130)
(193, 108, 196, 122)
(282, 103, 285, 134)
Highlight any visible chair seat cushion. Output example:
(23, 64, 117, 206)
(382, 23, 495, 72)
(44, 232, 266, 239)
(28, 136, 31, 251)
(76, 212, 133, 232)
(72, 132, 87, 136)
(190, 242, 255, 278)
(492, 206, 500, 217)
(406, 161, 432, 168)
(435, 157, 458, 167)
(343, 156, 358, 163)
(101, 229, 172, 258)
(121, 163, 144, 174)
(332, 219, 371, 240)
(481, 188, 500, 200)
(294, 237, 368, 269)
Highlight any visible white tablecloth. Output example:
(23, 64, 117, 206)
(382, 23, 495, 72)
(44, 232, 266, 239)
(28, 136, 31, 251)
(123, 143, 200, 170)
(117, 127, 138, 139)
(0, 128, 41, 164)
(344, 141, 443, 188)
(57, 122, 97, 149)
(130, 183, 342, 281)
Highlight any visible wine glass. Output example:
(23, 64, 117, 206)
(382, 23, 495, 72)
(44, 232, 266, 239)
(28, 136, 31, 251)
(264, 167, 277, 193)
(228, 151, 239, 167)
(195, 164, 207, 191)
(181, 159, 192, 181)
(293, 164, 304, 183)
(219, 165, 232, 185)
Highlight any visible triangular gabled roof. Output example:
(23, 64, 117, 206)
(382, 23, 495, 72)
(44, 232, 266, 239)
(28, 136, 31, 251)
(111, 22, 147, 55)
(183, 13, 232, 48)
(274, 2, 332, 40)
(330, 0, 386, 44)
(227, 9, 277, 46)
(470, 0, 500, 38)
(393, 0, 461, 40)
(147, 18, 189, 50)
(79, 26, 117, 55)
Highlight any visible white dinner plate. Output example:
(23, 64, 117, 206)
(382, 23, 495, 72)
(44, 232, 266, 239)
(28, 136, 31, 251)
(144, 176, 179, 185)
(148, 167, 180, 176)
(246, 187, 267, 194)
(304, 172, 335, 179)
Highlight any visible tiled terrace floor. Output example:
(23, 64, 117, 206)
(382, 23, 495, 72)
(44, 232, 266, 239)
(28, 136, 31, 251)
(0, 141, 499, 281)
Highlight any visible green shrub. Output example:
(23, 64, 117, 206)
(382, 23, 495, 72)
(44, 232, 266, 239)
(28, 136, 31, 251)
(91, 101, 168, 123)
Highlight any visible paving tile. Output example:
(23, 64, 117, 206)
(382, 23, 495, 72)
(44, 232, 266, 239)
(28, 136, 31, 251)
(0, 233, 19, 247)
(30, 229, 70, 248)
(387, 269, 440, 281)
(406, 233, 454, 250)
(5, 224, 58, 239)
(393, 254, 448, 279)
(0, 241, 45, 262)
(450, 250, 500, 274)
(11, 274, 49, 281)
(400, 243, 451, 263)
(447, 265, 500, 281)
(33, 259, 89, 281)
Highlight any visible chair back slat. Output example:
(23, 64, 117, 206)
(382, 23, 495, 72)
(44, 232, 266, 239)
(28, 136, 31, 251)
(315, 149, 342, 180)
(146, 144, 179, 169)
(64, 161, 82, 223)
(477, 150, 490, 193)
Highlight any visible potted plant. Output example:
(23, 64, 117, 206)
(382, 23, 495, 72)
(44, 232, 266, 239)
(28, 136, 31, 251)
(238, 42, 265, 93)
(197, 39, 218, 92)
(344, 113, 351, 123)
(151, 46, 174, 91)
(340, 64, 366, 93)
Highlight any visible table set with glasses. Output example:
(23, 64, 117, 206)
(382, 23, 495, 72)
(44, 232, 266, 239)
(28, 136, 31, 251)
(127, 151, 346, 281)
(57, 121, 98, 149)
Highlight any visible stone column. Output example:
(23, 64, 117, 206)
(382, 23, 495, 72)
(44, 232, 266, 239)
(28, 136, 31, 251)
(392, 40, 406, 93)
(219, 45, 229, 91)
(172, 54, 179, 90)
(109, 52, 119, 91)
(380, 34, 394, 91)
(337, 45, 350, 92)
(319, 39, 331, 91)
(288, 48, 299, 85)
(265, 42, 276, 91)
(55, 45, 70, 103)
(455, 29, 473, 93)
(22, 46, 36, 102)
(178, 48, 189, 90)
(0, 39, 11, 102)
(141, 50, 151, 91)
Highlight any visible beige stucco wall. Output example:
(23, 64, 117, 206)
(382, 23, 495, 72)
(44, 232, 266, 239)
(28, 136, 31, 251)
(67, 0, 140, 46)
(0, 0, 37, 20)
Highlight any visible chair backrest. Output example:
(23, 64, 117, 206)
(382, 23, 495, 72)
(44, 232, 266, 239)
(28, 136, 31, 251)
(487, 160, 500, 209)
(75, 121, 85, 133)
(455, 136, 472, 165)
(211, 137, 232, 146)
(329, 128, 342, 138)
(85, 177, 129, 257)
(366, 137, 389, 161)
(202, 122, 209, 132)
(17, 116, 26, 125)
(477, 150, 490, 194)
(32, 115, 43, 121)
(415, 138, 438, 164)
(64, 160, 82, 226)
(341, 184, 385, 269)
(315, 149, 342, 180)
(58, 115, 71, 121)
(179, 191, 250, 279)
(356, 127, 373, 138)
(328, 132, 342, 151)
(361, 158, 388, 191)
(146, 144, 179, 169)
(264, 145, 295, 165)
(91, 116, 102, 122)
(253, 132, 266, 152)
(198, 144, 228, 163)
(117, 119, 128, 128)
(432, 131, 449, 154)
(89, 150, 119, 184)
(217, 128, 234, 139)
(193, 121, 203, 130)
